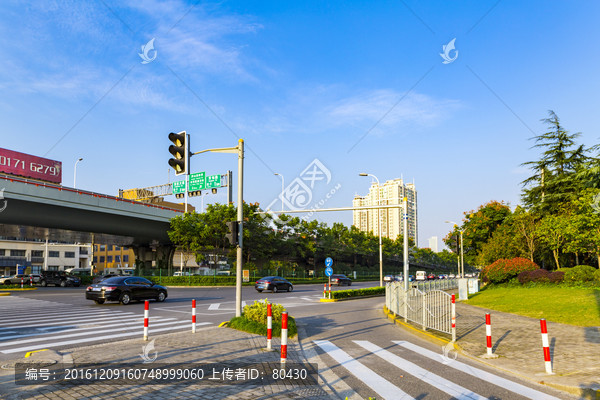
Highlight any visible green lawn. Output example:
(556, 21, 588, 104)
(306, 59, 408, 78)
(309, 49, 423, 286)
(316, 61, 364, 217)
(465, 286, 600, 326)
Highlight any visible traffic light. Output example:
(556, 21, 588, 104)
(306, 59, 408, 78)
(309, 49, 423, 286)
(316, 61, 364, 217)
(168, 131, 188, 175)
(225, 221, 238, 245)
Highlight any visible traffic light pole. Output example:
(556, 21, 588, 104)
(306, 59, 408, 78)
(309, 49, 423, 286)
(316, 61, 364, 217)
(191, 140, 244, 317)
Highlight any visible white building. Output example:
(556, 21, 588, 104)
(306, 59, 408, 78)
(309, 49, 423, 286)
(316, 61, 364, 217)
(0, 238, 91, 275)
(352, 178, 417, 243)
(428, 236, 439, 253)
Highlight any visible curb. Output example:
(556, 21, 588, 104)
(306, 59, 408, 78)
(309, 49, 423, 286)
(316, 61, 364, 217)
(383, 306, 599, 399)
(319, 294, 385, 303)
(0, 287, 37, 291)
(0, 292, 10, 296)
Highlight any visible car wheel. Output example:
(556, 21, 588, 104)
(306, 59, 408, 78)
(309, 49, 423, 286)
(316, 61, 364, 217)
(94, 299, 105, 304)
(287, 285, 293, 292)
(256, 290, 263, 293)
(40, 280, 47, 287)
(60, 280, 67, 287)
(348, 281, 352, 286)
(4, 281, 11, 286)
(120, 292, 131, 305)
(156, 291, 166, 302)
(273, 285, 278, 293)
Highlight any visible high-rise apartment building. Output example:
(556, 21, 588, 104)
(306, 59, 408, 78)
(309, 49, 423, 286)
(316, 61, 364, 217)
(353, 178, 417, 243)
(428, 236, 439, 253)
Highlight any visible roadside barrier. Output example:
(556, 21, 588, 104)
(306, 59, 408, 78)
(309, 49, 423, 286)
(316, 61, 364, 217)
(30, 276, 33, 287)
(280, 311, 288, 364)
(451, 294, 456, 342)
(192, 299, 196, 333)
(143, 300, 149, 341)
(20, 277, 23, 289)
(323, 283, 326, 298)
(328, 283, 332, 299)
(485, 313, 493, 356)
(540, 319, 553, 374)
(267, 303, 273, 350)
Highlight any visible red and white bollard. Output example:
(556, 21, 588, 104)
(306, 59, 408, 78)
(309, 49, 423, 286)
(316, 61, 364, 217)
(323, 283, 326, 298)
(451, 294, 456, 342)
(485, 313, 493, 356)
(540, 319, 553, 374)
(192, 299, 196, 333)
(20, 277, 23, 289)
(266, 303, 272, 350)
(143, 300, 150, 341)
(328, 281, 332, 299)
(30, 276, 33, 287)
(280, 311, 288, 364)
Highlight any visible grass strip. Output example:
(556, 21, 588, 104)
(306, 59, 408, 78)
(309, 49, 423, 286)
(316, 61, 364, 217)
(227, 315, 297, 338)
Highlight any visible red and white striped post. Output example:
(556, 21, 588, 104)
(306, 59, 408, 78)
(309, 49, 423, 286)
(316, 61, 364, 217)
(20, 277, 23, 289)
(143, 300, 150, 341)
(451, 294, 456, 342)
(30, 276, 33, 286)
(328, 281, 332, 299)
(323, 283, 326, 298)
(192, 299, 197, 333)
(266, 303, 273, 350)
(540, 319, 553, 374)
(485, 313, 493, 356)
(280, 311, 288, 364)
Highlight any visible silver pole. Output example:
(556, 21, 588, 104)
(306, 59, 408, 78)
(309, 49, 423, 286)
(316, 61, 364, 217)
(235, 139, 244, 317)
(403, 197, 409, 292)
(74, 158, 83, 188)
(460, 230, 464, 278)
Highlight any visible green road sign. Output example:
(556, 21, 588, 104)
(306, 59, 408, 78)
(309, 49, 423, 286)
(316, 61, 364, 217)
(172, 180, 187, 194)
(205, 174, 221, 189)
(189, 172, 206, 191)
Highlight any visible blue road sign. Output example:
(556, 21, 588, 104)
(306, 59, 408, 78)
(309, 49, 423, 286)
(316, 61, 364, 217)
(325, 257, 333, 267)
(325, 266, 333, 277)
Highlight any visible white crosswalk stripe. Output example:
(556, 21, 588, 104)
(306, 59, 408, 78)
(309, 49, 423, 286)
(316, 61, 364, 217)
(0, 297, 212, 354)
(314, 339, 562, 400)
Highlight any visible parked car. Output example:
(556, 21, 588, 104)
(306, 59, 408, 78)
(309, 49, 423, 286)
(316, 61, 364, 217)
(40, 271, 81, 287)
(330, 274, 352, 286)
(254, 276, 293, 293)
(448, 274, 456, 278)
(408, 275, 415, 282)
(0, 274, 31, 285)
(383, 275, 396, 282)
(427, 273, 437, 280)
(86, 276, 167, 305)
(438, 274, 448, 280)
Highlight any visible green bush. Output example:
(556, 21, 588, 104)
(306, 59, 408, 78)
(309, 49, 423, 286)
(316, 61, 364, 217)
(517, 269, 549, 284)
(228, 315, 297, 338)
(594, 268, 600, 283)
(331, 287, 385, 299)
(564, 265, 596, 284)
(242, 299, 286, 325)
(548, 271, 565, 284)
(481, 257, 539, 284)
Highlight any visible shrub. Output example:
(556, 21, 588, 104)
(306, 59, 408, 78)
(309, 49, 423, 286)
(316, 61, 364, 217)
(594, 268, 600, 283)
(242, 299, 285, 325)
(564, 265, 596, 284)
(330, 287, 385, 299)
(518, 269, 549, 284)
(481, 257, 539, 284)
(548, 271, 565, 284)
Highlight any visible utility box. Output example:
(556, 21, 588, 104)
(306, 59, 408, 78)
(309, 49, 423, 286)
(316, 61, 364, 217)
(467, 278, 480, 295)
(458, 278, 469, 300)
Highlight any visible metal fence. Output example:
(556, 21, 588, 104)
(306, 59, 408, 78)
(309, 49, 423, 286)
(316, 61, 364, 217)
(386, 280, 457, 338)
(413, 278, 458, 292)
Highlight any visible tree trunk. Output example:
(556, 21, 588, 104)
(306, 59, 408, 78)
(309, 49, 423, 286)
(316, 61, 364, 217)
(575, 252, 579, 266)
(553, 249, 560, 269)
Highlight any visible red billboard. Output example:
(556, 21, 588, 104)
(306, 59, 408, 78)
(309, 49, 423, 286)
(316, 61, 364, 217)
(0, 148, 62, 184)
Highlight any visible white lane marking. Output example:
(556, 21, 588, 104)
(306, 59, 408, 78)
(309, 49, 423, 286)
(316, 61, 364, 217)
(0, 313, 140, 330)
(0, 311, 137, 328)
(354, 341, 486, 400)
(0, 317, 178, 345)
(394, 341, 561, 400)
(2, 322, 212, 354)
(153, 308, 191, 314)
(313, 340, 413, 400)
(208, 303, 220, 310)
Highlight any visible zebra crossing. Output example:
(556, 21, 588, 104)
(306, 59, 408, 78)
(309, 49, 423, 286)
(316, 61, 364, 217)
(200, 295, 323, 312)
(314, 339, 563, 400)
(0, 297, 210, 355)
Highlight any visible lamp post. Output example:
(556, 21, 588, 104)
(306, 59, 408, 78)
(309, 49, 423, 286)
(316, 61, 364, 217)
(445, 221, 464, 278)
(74, 158, 83, 188)
(274, 173, 284, 211)
(359, 173, 383, 287)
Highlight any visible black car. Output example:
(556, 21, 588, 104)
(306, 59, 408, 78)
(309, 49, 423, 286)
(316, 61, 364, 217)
(85, 276, 167, 305)
(92, 273, 121, 284)
(330, 274, 352, 286)
(40, 271, 81, 287)
(255, 276, 293, 293)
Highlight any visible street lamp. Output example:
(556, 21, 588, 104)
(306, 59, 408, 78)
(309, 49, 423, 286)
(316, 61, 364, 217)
(359, 173, 383, 287)
(445, 220, 464, 278)
(274, 173, 284, 211)
(74, 158, 83, 188)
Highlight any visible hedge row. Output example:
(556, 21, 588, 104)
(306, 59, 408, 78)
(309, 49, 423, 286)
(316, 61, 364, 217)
(331, 287, 385, 299)
(513, 265, 600, 285)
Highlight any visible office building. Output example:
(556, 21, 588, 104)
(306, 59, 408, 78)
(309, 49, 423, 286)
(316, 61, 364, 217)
(428, 236, 439, 253)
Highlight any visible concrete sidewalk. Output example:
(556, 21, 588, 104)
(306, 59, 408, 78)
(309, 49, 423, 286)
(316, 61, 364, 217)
(0, 326, 331, 400)
(452, 302, 600, 399)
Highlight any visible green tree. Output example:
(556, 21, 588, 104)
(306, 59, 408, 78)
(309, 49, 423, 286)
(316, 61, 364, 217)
(536, 211, 573, 269)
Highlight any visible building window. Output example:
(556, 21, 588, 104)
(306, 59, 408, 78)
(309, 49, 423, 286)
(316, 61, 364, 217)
(65, 252, 75, 258)
(31, 250, 44, 257)
(115, 245, 120, 250)
(115, 255, 121, 262)
(93, 256, 97, 263)
(108, 245, 113, 251)
(123, 255, 129, 262)
(107, 256, 113, 263)
(49, 251, 60, 258)
(0, 249, 5, 256)
(100, 256, 105, 263)
(100, 245, 105, 251)
(10, 249, 26, 257)
(48, 266, 60, 271)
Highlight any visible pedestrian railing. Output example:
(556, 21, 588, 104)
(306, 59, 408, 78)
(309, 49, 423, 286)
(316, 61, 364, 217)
(386, 281, 456, 336)
(413, 278, 458, 292)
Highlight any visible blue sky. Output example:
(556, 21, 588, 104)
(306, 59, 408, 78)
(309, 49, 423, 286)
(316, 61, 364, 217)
(1, 1, 599, 248)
